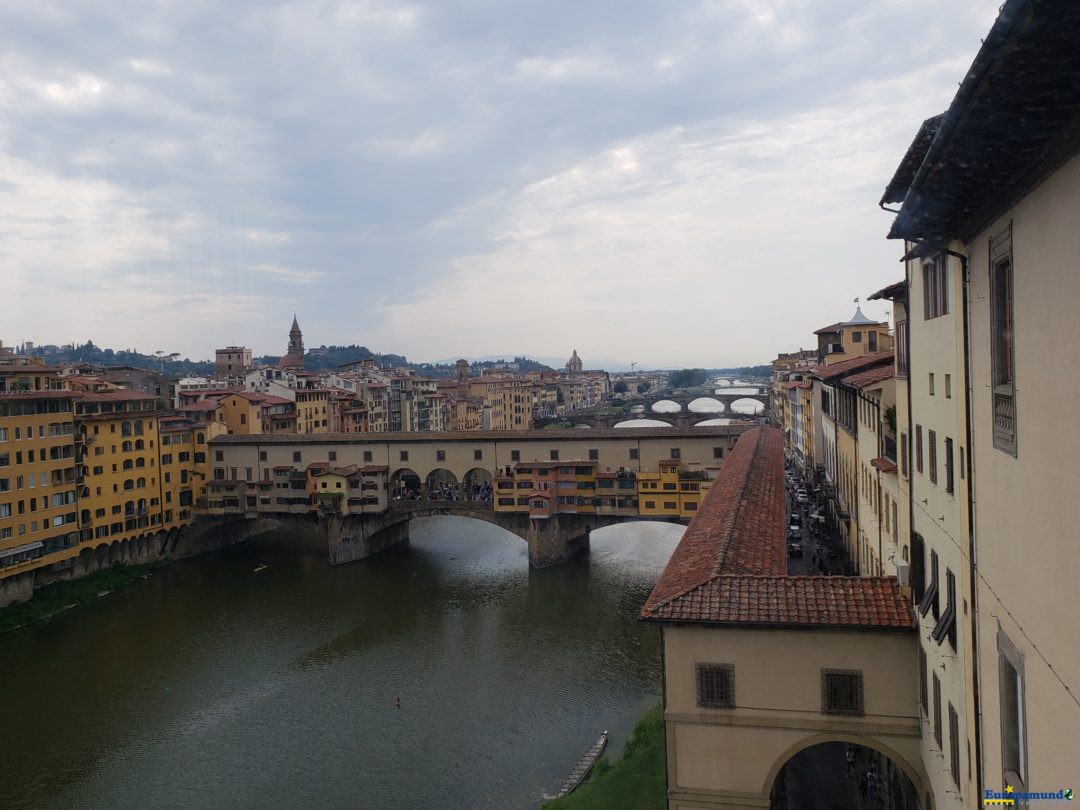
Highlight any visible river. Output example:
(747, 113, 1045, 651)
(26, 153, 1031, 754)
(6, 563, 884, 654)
(0, 517, 681, 809)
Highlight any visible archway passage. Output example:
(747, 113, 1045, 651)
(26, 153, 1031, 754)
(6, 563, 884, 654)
(730, 397, 765, 415)
(462, 468, 493, 504)
(425, 469, 459, 501)
(770, 740, 921, 810)
(390, 469, 421, 500)
(650, 399, 681, 413)
(688, 396, 725, 413)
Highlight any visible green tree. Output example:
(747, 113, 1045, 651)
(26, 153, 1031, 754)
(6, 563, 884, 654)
(613, 380, 629, 394)
(636, 381, 651, 395)
(669, 368, 709, 388)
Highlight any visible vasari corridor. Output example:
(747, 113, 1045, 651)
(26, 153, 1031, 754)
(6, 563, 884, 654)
(2, 0, 1079, 808)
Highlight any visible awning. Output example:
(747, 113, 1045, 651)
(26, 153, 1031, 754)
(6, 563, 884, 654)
(0, 540, 44, 560)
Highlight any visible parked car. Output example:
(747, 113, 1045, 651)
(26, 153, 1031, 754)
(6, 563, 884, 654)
(788, 542, 803, 557)
(796, 491, 809, 504)
(790, 512, 801, 525)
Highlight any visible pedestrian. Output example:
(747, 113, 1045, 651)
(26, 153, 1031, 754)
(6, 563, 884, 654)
(858, 773, 869, 799)
(846, 746, 856, 779)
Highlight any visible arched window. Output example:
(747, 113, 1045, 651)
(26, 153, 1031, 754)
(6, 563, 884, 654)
(137, 477, 146, 488)
(135, 457, 146, 468)
(124, 479, 134, 491)
(137, 498, 147, 510)
(124, 500, 135, 515)
(197, 433, 205, 444)
(122, 441, 133, 452)
(121, 421, 132, 437)
(135, 439, 145, 450)
(134, 421, 144, 436)
(123, 459, 134, 471)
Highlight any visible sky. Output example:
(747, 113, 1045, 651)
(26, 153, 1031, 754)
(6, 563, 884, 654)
(1, 0, 1001, 368)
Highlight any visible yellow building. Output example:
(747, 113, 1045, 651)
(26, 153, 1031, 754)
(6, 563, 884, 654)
(0, 389, 80, 602)
(814, 305, 894, 365)
(295, 389, 330, 434)
(75, 391, 163, 544)
(158, 416, 223, 529)
(636, 459, 707, 520)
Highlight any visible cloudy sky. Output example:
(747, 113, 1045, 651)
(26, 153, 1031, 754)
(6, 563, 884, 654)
(2, 0, 999, 367)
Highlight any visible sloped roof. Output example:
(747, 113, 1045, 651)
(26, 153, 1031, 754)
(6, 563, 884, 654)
(840, 364, 895, 390)
(809, 352, 893, 383)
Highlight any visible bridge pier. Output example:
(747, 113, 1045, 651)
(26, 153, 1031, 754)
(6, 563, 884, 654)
(321, 507, 612, 569)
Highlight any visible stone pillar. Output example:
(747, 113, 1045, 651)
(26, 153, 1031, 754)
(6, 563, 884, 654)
(526, 513, 592, 568)
(327, 514, 410, 565)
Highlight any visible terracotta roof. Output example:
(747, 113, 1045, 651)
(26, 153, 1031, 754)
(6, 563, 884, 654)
(178, 400, 220, 412)
(643, 576, 914, 629)
(840, 363, 895, 389)
(0, 390, 74, 400)
(809, 352, 893, 382)
(813, 322, 843, 335)
(641, 425, 915, 631)
(872, 457, 899, 474)
(360, 464, 389, 472)
(75, 390, 158, 403)
(869, 280, 907, 301)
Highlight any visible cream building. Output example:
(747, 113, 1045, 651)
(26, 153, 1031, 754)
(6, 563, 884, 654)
(882, 0, 1080, 797)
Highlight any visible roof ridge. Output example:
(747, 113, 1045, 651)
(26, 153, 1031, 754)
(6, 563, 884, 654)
(711, 427, 766, 577)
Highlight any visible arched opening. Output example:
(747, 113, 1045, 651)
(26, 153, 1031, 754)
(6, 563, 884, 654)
(135, 439, 145, 450)
(135, 457, 146, 468)
(462, 468, 493, 503)
(425, 469, 459, 501)
(136, 477, 146, 488)
(769, 739, 922, 810)
(614, 418, 674, 428)
(196, 432, 205, 444)
(390, 469, 422, 501)
(123, 459, 134, 471)
(730, 397, 765, 416)
(688, 397, 725, 414)
(121, 421, 133, 437)
(134, 421, 144, 436)
(122, 440, 133, 452)
(651, 399, 681, 413)
(124, 479, 135, 491)
(78, 546, 94, 573)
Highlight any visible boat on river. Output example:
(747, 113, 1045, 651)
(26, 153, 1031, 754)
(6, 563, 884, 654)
(556, 730, 608, 797)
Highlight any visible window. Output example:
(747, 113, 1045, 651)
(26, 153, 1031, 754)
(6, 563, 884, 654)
(400, 451, 408, 461)
(990, 224, 1016, 455)
(259, 451, 267, 462)
(588, 449, 598, 461)
(900, 432, 909, 477)
(363, 450, 373, 462)
(851, 330, 862, 343)
(644, 500, 655, 509)
(329, 451, 337, 462)
(948, 702, 960, 788)
(923, 254, 949, 319)
(821, 670, 863, 716)
(215, 450, 224, 462)
(932, 672, 942, 748)
(670, 448, 680, 460)
(474, 450, 483, 461)
(998, 629, 1027, 789)
(663, 501, 677, 509)
(919, 548, 939, 618)
(629, 448, 638, 460)
(896, 321, 909, 375)
(919, 645, 928, 715)
(929, 373, 935, 396)
(436, 450, 446, 462)
(549, 450, 559, 461)
(932, 568, 956, 650)
(510, 450, 520, 462)
(945, 374, 952, 399)
(915, 425, 923, 473)
(696, 664, 734, 708)
(945, 437, 954, 494)
(713, 447, 724, 459)
(928, 430, 938, 484)
(293, 451, 302, 463)
(868, 331, 878, 352)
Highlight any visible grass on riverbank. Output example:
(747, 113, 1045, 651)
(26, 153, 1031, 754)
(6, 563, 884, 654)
(543, 704, 666, 810)
(0, 562, 168, 635)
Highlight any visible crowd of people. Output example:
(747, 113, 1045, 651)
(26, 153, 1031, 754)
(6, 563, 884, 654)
(390, 480, 493, 503)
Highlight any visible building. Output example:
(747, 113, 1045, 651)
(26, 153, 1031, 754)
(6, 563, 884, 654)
(881, 0, 1080, 798)
(0, 389, 80, 600)
(214, 346, 252, 377)
(566, 349, 583, 375)
(158, 416, 222, 527)
(277, 315, 305, 369)
(641, 427, 920, 809)
(814, 305, 894, 365)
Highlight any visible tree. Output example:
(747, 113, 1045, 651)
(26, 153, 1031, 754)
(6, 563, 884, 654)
(636, 381, 651, 394)
(669, 368, 709, 388)
(613, 380, 629, 394)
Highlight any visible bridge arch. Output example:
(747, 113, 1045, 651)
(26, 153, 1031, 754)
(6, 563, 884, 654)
(650, 399, 682, 413)
(728, 397, 765, 415)
(390, 468, 421, 500)
(425, 468, 459, 501)
(687, 396, 725, 413)
(766, 734, 923, 809)
(462, 468, 493, 503)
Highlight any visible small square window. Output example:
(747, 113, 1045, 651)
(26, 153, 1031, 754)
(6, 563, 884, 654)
(821, 669, 864, 716)
(293, 451, 302, 463)
(215, 450, 224, 462)
(588, 449, 599, 461)
(474, 450, 483, 461)
(696, 664, 734, 708)
(629, 449, 639, 460)
(329, 451, 337, 462)
(549, 450, 559, 461)
(259, 451, 267, 462)
(436, 450, 446, 462)
(363, 451, 373, 462)
(670, 448, 681, 460)
(400, 451, 409, 461)
(713, 447, 724, 459)
(511, 450, 520, 462)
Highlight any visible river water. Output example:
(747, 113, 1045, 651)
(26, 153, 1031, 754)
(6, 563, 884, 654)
(0, 517, 681, 809)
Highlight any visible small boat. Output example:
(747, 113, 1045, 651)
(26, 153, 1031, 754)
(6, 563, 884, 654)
(253, 564, 269, 573)
(556, 730, 608, 797)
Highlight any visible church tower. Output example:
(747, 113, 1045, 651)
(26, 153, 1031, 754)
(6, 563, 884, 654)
(288, 314, 304, 357)
(566, 349, 583, 375)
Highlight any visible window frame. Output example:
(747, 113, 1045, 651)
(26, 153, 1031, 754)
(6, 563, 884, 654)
(990, 224, 1017, 456)
(695, 663, 735, 709)
(998, 627, 1028, 790)
(821, 669, 864, 716)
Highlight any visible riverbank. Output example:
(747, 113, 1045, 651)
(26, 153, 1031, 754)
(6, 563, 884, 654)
(543, 704, 666, 810)
(0, 562, 168, 635)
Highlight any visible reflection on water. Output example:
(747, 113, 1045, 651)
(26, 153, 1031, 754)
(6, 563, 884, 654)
(650, 400, 681, 413)
(688, 397, 724, 413)
(0, 517, 681, 809)
(613, 418, 673, 428)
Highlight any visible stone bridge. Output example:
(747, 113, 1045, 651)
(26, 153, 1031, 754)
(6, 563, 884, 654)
(320, 500, 671, 568)
(619, 390, 770, 412)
